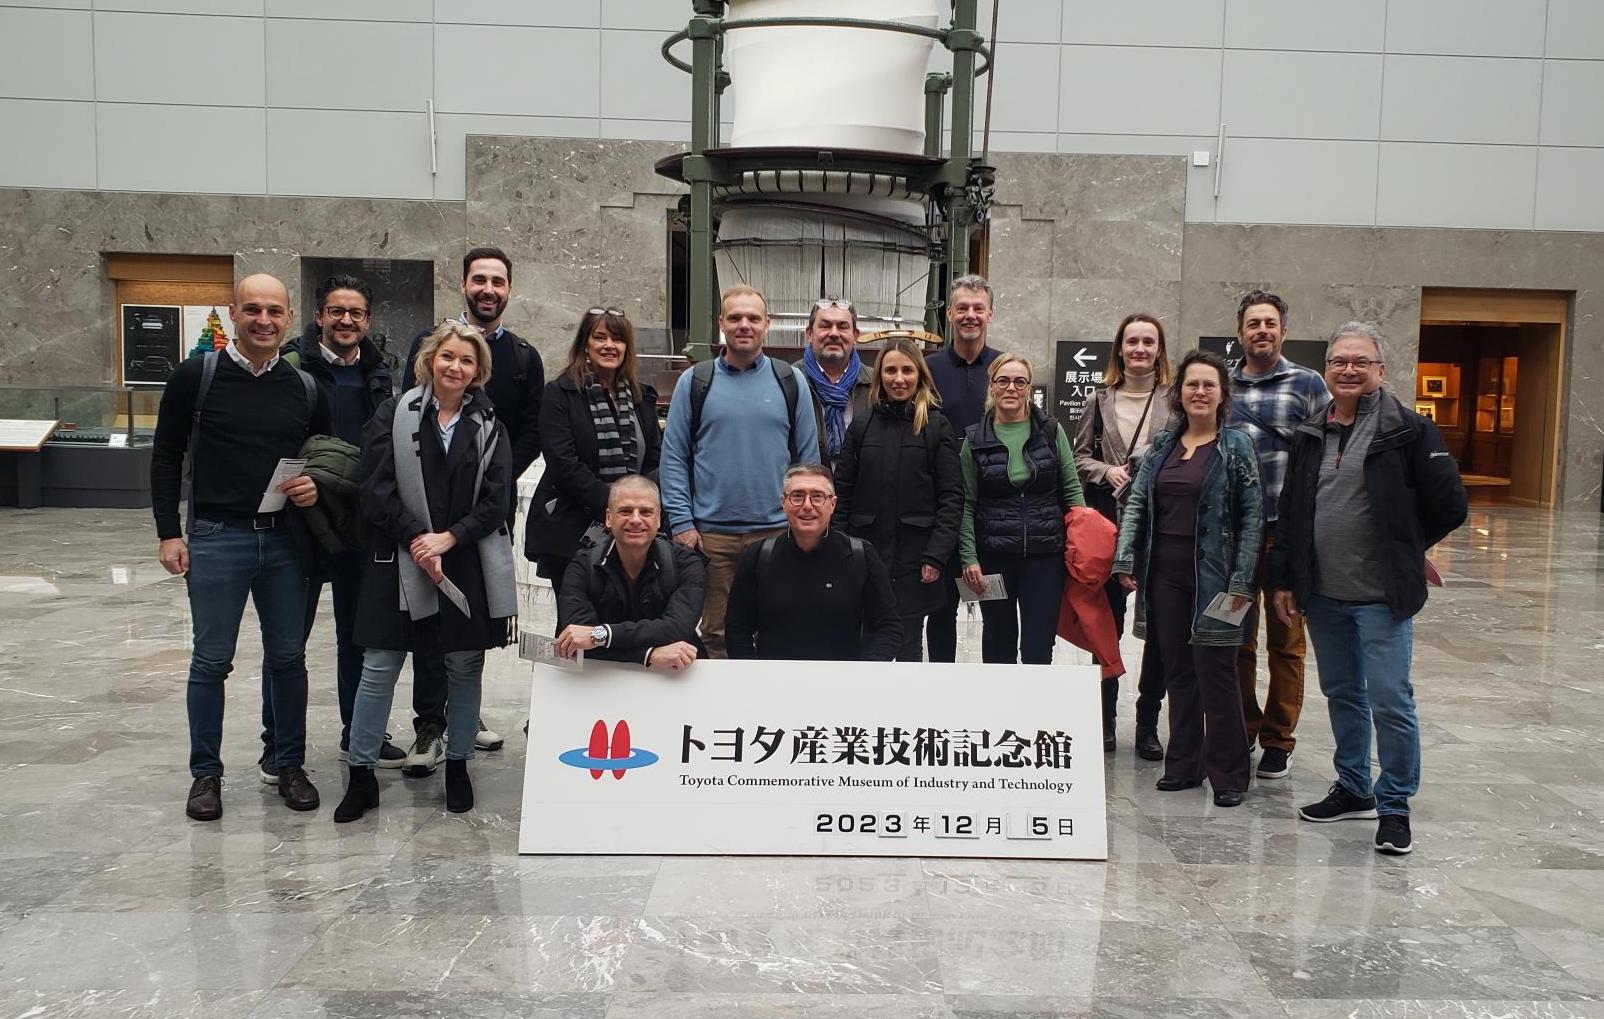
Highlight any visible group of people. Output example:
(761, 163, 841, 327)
(152, 251, 1467, 856)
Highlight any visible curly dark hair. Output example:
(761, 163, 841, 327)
(1167, 350, 1232, 430)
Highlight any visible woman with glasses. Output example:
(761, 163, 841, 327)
(337, 321, 516, 822)
(525, 307, 661, 594)
(959, 354, 1086, 665)
(1073, 313, 1177, 756)
(832, 336, 963, 661)
(1113, 350, 1262, 807)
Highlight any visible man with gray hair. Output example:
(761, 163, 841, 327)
(1269, 321, 1467, 855)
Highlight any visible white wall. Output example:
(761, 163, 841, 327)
(2, 0, 1602, 231)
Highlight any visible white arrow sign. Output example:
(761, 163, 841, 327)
(1072, 348, 1095, 367)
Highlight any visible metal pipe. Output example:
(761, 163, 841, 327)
(687, 14, 721, 362)
(944, 0, 981, 293)
(661, 17, 992, 76)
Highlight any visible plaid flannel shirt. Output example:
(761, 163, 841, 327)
(1228, 357, 1329, 523)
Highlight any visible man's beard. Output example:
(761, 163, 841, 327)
(467, 295, 505, 325)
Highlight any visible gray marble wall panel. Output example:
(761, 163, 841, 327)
(1180, 224, 1604, 507)
(0, 189, 467, 387)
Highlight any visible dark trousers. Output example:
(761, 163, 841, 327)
(1149, 535, 1250, 792)
(977, 552, 1068, 665)
(262, 548, 364, 755)
(925, 554, 961, 663)
(1103, 577, 1166, 730)
(896, 613, 926, 662)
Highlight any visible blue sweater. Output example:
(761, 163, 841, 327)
(660, 353, 821, 534)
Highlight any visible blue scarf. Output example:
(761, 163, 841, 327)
(801, 346, 861, 456)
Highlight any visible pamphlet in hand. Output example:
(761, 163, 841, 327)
(519, 631, 583, 670)
(256, 458, 309, 513)
(437, 574, 471, 617)
(1202, 591, 1251, 625)
(956, 573, 1009, 603)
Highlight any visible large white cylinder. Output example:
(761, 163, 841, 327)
(724, 0, 944, 153)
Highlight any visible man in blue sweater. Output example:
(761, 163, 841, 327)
(660, 286, 821, 657)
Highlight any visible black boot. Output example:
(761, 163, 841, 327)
(445, 758, 474, 813)
(1101, 677, 1118, 752)
(333, 765, 378, 823)
(1134, 726, 1164, 761)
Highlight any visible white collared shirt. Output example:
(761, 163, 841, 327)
(224, 340, 279, 377)
(319, 342, 360, 366)
(431, 392, 474, 451)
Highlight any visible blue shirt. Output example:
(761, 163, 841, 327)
(1228, 357, 1330, 523)
(659, 353, 821, 534)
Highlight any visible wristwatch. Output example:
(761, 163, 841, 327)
(590, 625, 609, 648)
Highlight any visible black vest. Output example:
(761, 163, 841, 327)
(966, 407, 1065, 557)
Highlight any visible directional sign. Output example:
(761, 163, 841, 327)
(1198, 336, 1328, 375)
(1053, 340, 1115, 437)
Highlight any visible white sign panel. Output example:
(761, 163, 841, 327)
(519, 659, 1107, 860)
(0, 418, 59, 451)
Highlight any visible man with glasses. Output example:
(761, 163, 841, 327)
(1227, 290, 1329, 781)
(925, 274, 1002, 663)
(258, 274, 404, 784)
(725, 464, 900, 661)
(1270, 322, 1466, 855)
(399, 246, 545, 771)
(800, 298, 872, 465)
(661, 285, 821, 658)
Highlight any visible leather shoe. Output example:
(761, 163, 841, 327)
(185, 775, 222, 821)
(1134, 728, 1164, 761)
(1213, 789, 1245, 807)
(278, 765, 321, 811)
(1155, 775, 1201, 792)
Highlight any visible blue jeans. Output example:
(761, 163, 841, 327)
(349, 647, 483, 767)
(185, 520, 309, 778)
(1304, 595, 1419, 816)
(261, 548, 365, 755)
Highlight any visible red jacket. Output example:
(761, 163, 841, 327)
(1056, 507, 1124, 678)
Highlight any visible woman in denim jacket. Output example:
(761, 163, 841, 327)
(1114, 350, 1263, 807)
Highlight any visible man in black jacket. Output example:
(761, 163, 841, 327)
(726, 464, 901, 661)
(555, 476, 706, 670)
(261, 274, 404, 782)
(1269, 321, 1467, 856)
(401, 246, 545, 769)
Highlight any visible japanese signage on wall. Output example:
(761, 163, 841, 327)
(121, 305, 183, 386)
(1052, 339, 1114, 436)
(1199, 336, 1327, 374)
(520, 659, 1108, 860)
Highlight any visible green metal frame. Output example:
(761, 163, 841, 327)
(663, 1, 990, 361)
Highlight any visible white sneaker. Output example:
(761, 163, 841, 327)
(474, 717, 505, 752)
(403, 727, 446, 776)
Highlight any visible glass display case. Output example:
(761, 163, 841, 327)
(0, 384, 161, 446)
(0, 384, 156, 508)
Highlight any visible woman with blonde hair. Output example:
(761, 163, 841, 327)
(959, 353, 1086, 664)
(832, 336, 963, 660)
(338, 320, 515, 822)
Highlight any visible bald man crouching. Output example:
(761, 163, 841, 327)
(151, 273, 332, 821)
(555, 476, 708, 670)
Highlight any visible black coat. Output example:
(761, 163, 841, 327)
(1270, 388, 1468, 622)
(725, 530, 902, 662)
(524, 373, 661, 570)
(832, 402, 963, 617)
(556, 535, 707, 664)
(291, 325, 393, 428)
(353, 392, 514, 653)
(404, 326, 544, 479)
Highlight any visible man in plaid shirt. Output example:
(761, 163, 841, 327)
(1228, 291, 1329, 782)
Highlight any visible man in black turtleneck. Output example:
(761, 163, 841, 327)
(725, 464, 901, 662)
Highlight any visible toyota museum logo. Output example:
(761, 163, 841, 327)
(559, 719, 659, 780)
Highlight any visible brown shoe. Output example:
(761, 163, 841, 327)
(186, 775, 222, 821)
(278, 765, 321, 811)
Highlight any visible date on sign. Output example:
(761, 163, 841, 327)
(814, 812, 1074, 840)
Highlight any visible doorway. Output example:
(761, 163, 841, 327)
(1417, 288, 1567, 508)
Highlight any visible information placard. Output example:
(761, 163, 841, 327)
(519, 659, 1108, 860)
(1053, 339, 1114, 438)
(122, 305, 183, 386)
(0, 418, 59, 451)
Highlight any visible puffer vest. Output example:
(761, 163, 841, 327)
(967, 407, 1065, 557)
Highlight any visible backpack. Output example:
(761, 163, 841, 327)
(687, 356, 804, 462)
(183, 349, 319, 535)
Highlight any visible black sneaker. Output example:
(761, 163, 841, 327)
(1256, 747, 1291, 779)
(1375, 814, 1413, 855)
(1298, 782, 1380, 822)
(185, 775, 222, 821)
(340, 733, 407, 769)
(258, 750, 279, 786)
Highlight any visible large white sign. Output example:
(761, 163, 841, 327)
(519, 659, 1107, 860)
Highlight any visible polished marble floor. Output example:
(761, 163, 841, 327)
(0, 505, 1600, 1018)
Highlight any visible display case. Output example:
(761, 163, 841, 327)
(0, 384, 158, 508)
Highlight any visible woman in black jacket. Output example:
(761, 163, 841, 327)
(525, 307, 660, 593)
(337, 321, 515, 823)
(832, 336, 963, 661)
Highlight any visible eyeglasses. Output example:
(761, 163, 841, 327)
(1326, 357, 1381, 371)
(992, 376, 1031, 390)
(322, 307, 368, 322)
(783, 490, 835, 507)
(587, 307, 626, 317)
(814, 298, 853, 311)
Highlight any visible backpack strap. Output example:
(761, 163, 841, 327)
(757, 533, 781, 575)
(183, 350, 221, 536)
(653, 538, 677, 590)
(844, 534, 867, 582)
(770, 357, 801, 462)
(294, 365, 318, 421)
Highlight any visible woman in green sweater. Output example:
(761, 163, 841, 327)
(959, 353, 1085, 664)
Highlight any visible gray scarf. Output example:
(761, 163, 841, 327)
(391, 385, 518, 625)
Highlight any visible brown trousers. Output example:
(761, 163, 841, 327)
(698, 528, 784, 659)
(1236, 533, 1307, 752)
